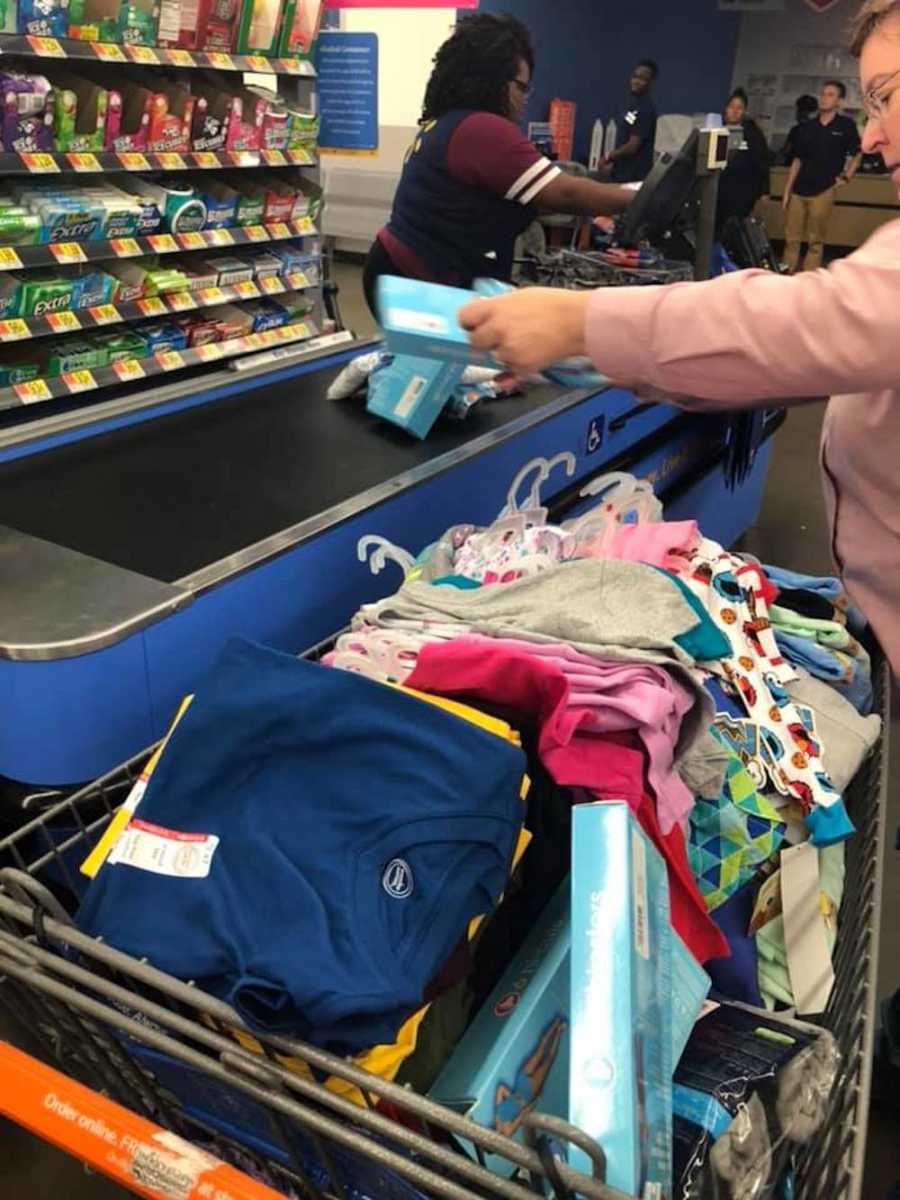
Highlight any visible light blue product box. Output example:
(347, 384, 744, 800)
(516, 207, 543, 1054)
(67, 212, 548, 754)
(671, 933, 711, 1069)
(36, 201, 104, 245)
(132, 320, 188, 354)
(266, 242, 307, 273)
(378, 276, 496, 368)
(71, 269, 115, 311)
(570, 802, 673, 1197)
(366, 353, 465, 441)
(429, 882, 570, 1177)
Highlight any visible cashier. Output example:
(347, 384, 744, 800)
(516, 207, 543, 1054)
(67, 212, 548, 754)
(458, 0, 900, 683)
(362, 13, 633, 317)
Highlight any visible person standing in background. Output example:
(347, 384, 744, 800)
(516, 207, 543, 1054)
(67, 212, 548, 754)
(717, 87, 771, 234)
(782, 80, 862, 271)
(778, 93, 819, 165)
(602, 60, 659, 183)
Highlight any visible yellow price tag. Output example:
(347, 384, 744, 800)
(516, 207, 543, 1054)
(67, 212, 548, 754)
(260, 328, 280, 345)
(0, 247, 23, 270)
(137, 297, 167, 317)
(113, 358, 145, 383)
(166, 291, 196, 312)
(193, 151, 219, 169)
(62, 369, 97, 393)
(196, 342, 223, 362)
(278, 57, 302, 74)
(118, 152, 151, 172)
(156, 153, 186, 171)
(89, 304, 120, 325)
(243, 225, 269, 243)
(288, 148, 314, 166)
(21, 152, 59, 174)
(260, 276, 283, 295)
(47, 310, 82, 333)
(234, 280, 259, 299)
(148, 234, 178, 254)
(92, 41, 127, 62)
(292, 217, 314, 236)
(127, 44, 160, 65)
(14, 378, 52, 404)
(287, 272, 310, 289)
(157, 349, 185, 371)
(0, 319, 29, 341)
(246, 55, 270, 72)
(199, 287, 225, 305)
(268, 222, 290, 240)
(228, 150, 257, 168)
(177, 231, 206, 251)
(208, 228, 233, 248)
(262, 149, 286, 167)
(49, 242, 87, 265)
(206, 51, 234, 70)
(66, 152, 102, 173)
(109, 238, 141, 258)
(26, 35, 65, 56)
(166, 48, 196, 67)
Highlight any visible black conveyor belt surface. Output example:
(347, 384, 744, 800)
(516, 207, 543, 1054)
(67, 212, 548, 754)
(0, 362, 565, 583)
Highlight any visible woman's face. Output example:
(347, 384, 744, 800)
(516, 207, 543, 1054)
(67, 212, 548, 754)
(860, 11, 900, 192)
(506, 59, 531, 123)
(724, 96, 746, 125)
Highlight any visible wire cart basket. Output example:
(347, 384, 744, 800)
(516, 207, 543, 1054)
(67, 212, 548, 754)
(0, 647, 890, 1200)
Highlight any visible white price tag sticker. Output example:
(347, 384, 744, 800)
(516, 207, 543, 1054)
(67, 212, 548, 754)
(108, 818, 219, 878)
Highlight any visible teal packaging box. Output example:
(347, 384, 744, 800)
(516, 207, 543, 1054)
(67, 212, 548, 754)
(671, 932, 711, 1068)
(570, 802, 673, 1196)
(366, 353, 465, 440)
(377, 276, 496, 368)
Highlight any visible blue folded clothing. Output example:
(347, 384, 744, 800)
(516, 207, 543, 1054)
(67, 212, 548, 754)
(775, 630, 873, 716)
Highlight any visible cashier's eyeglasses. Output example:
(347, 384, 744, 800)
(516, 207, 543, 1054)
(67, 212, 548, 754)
(862, 67, 900, 121)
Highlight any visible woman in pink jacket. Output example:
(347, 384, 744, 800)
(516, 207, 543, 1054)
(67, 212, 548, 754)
(461, 0, 900, 681)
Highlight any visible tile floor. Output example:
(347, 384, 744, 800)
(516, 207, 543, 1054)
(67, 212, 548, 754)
(1, 261, 897, 1197)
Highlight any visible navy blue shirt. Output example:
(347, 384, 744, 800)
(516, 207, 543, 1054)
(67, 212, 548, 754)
(612, 92, 657, 184)
(792, 114, 860, 197)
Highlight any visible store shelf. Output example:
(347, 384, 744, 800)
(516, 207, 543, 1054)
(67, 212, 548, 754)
(0, 217, 317, 273)
(0, 34, 315, 76)
(0, 318, 320, 412)
(0, 270, 319, 344)
(0, 146, 316, 176)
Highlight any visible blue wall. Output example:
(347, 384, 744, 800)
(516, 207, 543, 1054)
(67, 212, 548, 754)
(464, 1, 742, 160)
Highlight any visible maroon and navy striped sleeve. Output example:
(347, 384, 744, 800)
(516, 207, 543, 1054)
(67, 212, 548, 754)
(445, 112, 561, 204)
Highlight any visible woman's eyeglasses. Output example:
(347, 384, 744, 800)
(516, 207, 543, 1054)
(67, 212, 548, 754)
(862, 66, 900, 120)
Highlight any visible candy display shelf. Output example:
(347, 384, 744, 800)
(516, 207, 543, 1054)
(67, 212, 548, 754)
(0, 34, 315, 76)
(0, 146, 316, 176)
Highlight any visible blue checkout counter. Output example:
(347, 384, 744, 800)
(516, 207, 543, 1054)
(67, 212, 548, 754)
(0, 335, 778, 786)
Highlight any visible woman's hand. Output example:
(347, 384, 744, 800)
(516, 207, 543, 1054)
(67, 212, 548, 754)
(458, 288, 589, 375)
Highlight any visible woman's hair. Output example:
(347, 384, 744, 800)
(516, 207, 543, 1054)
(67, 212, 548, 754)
(850, 0, 900, 56)
(421, 13, 535, 123)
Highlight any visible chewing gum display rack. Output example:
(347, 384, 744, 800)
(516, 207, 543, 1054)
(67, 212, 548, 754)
(0, 146, 315, 176)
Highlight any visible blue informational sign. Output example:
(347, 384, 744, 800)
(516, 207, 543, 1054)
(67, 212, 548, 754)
(316, 31, 379, 152)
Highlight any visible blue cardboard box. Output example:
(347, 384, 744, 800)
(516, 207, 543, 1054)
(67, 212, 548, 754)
(366, 354, 465, 441)
(378, 276, 496, 368)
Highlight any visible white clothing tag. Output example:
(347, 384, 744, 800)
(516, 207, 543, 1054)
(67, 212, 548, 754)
(632, 829, 650, 959)
(108, 818, 219, 879)
(385, 307, 448, 335)
(781, 843, 835, 1015)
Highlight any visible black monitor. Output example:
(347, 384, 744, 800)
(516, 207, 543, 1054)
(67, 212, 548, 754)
(617, 129, 700, 247)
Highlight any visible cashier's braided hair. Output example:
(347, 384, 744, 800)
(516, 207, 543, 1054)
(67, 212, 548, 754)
(421, 13, 535, 123)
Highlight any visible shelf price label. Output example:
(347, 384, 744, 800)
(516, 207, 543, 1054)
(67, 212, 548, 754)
(167, 291, 196, 312)
(260, 276, 284, 295)
(112, 358, 145, 383)
(66, 152, 102, 173)
(21, 152, 59, 173)
(196, 342, 223, 362)
(26, 35, 65, 56)
(288, 148, 314, 166)
(292, 217, 314, 236)
(0, 319, 29, 341)
(110, 237, 141, 257)
(137, 296, 167, 317)
(62, 368, 97, 393)
(268, 222, 290, 240)
(243, 225, 269, 243)
(259, 328, 280, 346)
(49, 242, 87, 265)
(206, 228, 233, 247)
(262, 149, 286, 167)
(278, 58, 303, 74)
(47, 310, 82, 333)
(246, 55, 270, 72)
(242, 333, 264, 350)
(14, 378, 53, 404)
(287, 272, 309, 289)
(0, 247, 23, 270)
(228, 151, 256, 168)
(89, 304, 121, 325)
(127, 44, 160, 65)
(156, 153, 186, 171)
(92, 42, 127, 62)
(198, 287, 225, 305)
(206, 52, 235, 70)
(234, 280, 259, 299)
(167, 48, 196, 67)
(157, 349, 185, 371)
(148, 233, 178, 254)
(192, 151, 219, 169)
(178, 231, 206, 251)
(118, 152, 151, 172)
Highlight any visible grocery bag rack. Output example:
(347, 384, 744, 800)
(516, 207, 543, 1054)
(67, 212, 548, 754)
(0, 645, 889, 1200)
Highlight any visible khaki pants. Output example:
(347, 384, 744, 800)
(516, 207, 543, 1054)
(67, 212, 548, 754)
(783, 187, 836, 273)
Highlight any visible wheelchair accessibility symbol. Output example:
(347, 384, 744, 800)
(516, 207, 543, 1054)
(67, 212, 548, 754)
(585, 417, 605, 455)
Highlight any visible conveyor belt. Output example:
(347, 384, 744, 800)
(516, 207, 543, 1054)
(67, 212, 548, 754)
(0, 362, 564, 584)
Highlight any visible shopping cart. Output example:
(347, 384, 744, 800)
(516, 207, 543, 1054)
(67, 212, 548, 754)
(0, 647, 890, 1200)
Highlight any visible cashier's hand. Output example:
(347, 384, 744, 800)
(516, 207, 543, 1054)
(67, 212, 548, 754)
(459, 289, 589, 375)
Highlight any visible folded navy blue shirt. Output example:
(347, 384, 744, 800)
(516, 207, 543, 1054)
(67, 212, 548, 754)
(77, 639, 526, 1051)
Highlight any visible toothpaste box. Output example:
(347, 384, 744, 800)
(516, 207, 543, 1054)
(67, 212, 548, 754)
(366, 354, 465, 441)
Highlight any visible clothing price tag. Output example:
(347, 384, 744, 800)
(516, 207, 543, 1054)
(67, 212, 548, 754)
(49, 242, 87, 265)
(110, 238, 141, 257)
(89, 304, 120, 325)
(178, 231, 206, 251)
(193, 151, 219, 169)
(157, 349, 185, 371)
(112, 358, 145, 383)
(118, 152, 151, 171)
(66, 152, 102, 172)
(26, 35, 65, 56)
(268, 222, 290, 240)
(0, 319, 29, 341)
(234, 280, 259, 299)
(92, 41, 126, 62)
(243, 225, 269, 242)
(127, 44, 160, 65)
(107, 818, 219, 878)
(0, 247, 23, 270)
(260, 276, 283, 295)
(262, 149, 286, 167)
(196, 342, 223, 362)
(199, 287, 225, 305)
(47, 310, 82, 333)
(156, 152, 186, 171)
(167, 48, 196, 67)
(21, 152, 59, 173)
(62, 369, 96, 393)
(137, 296, 167, 317)
(167, 291, 196, 312)
(206, 228, 233, 247)
(14, 378, 52, 404)
(206, 51, 234, 70)
(148, 234, 178, 254)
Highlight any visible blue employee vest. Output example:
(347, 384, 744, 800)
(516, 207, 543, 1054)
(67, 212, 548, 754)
(385, 110, 538, 287)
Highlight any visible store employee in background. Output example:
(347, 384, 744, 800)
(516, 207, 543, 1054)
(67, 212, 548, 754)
(601, 60, 659, 184)
(716, 87, 771, 233)
(362, 13, 633, 317)
(782, 80, 861, 272)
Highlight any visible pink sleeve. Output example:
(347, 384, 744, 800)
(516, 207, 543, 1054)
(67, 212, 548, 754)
(584, 217, 900, 409)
